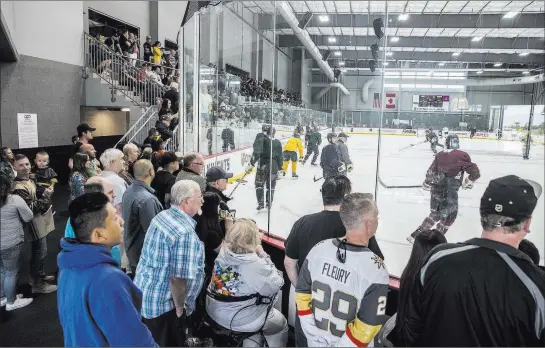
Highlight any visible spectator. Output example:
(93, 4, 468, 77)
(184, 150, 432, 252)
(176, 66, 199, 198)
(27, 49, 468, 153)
(205, 166, 232, 211)
(134, 180, 204, 347)
(0, 147, 16, 179)
(143, 35, 153, 62)
(99, 148, 127, 213)
(167, 49, 177, 70)
(150, 151, 179, 208)
(58, 193, 157, 347)
(221, 124, 235, 152)
(149, 65, 163, 86)
(407, 175, 544, 346)
(119, 29, 130, 58)
(128, 32, 139, 66)
(207, 219, 288, 347)
(295, 193, 389, 347)
(176, 152, 206, 193)
(163, 82, 179, 114)
(74, 123, 96, 153)
(12, 154, 57, 294)
(69, 153, 92, 202)
(144, 128, 160, 146)
(122, 142, 140, 177)
(284, 176, 382, 346)
(375, 229, 447, 347)
(1, 171, 34, 311)
(158, 99, 173, 118)
(152, 41, 163, 65)
(65, 176, 122, 267)
(518, 238, 542, 267)
(155, 115, 173, 141)
(122, 160, 163, 274)
(140, 147, 153, 161)
(78, 144, 101, 176)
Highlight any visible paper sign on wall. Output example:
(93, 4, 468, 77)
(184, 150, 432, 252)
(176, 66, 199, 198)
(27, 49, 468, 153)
(17, 113, 38, 149)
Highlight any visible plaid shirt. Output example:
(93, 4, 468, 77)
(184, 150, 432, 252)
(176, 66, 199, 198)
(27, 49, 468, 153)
(134, 207, 204, 319)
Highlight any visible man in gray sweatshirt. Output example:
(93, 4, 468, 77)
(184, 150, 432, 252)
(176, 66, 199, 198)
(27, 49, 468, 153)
(336, 132, 353, 175)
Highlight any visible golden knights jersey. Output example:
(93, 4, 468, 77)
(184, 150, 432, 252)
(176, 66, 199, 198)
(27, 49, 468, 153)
(295, 238, 389, 347)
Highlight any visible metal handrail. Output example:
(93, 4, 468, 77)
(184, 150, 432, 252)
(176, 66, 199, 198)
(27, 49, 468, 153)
(115, 106, 158, 147)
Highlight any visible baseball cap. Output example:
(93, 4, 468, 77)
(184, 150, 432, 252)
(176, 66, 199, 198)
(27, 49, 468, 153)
(146, 35, 151, 39)
(160, 151, 178, 167)
(206, 167, 233, 183)
(159, 115, 169, 121)
(480, 175, 542, 225)
(77, 123, 96, 134)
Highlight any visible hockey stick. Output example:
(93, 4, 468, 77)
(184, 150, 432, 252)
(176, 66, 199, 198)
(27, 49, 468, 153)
(378, 175, 422, 189)
(313, 175, 323, 182)
(228, 171, 251, 198)
(399, 140, 426, 151)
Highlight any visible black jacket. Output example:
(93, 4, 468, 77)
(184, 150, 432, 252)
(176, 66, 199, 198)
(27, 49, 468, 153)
(155, 121, 173, 141)
(221, 128, 235, 143)
(206, 185, 231, 212)
(320, 143, 340, 171)
(163, 89, 179, 114)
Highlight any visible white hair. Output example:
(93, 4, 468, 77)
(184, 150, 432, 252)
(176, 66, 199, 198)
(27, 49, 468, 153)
(99, 148, 123, 169)
(170, 180, 200, 206)
(122, 143, 138, 156)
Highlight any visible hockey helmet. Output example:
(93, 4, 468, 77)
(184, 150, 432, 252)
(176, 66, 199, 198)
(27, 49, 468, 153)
(327, 132, 338, 143)
(338, 132, 349, 140)
(262, 124, 271, 133)
(445, 134, 460, 150)
(428, 127, 433, 131)
(293, 131, 300, 138)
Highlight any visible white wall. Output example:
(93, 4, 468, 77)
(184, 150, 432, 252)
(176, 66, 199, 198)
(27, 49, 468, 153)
(85, 1, 150, 37)
(4, 1, 84, 66)
(157, 1, 188, 43)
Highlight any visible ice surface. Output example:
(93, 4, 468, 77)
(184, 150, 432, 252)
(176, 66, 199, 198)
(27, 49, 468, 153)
(226, 134, 545, 277)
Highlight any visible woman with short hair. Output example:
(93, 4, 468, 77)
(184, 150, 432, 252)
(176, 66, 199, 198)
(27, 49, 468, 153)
(206, 219, 288, 347)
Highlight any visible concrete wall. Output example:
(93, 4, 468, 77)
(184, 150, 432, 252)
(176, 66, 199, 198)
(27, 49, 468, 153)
(1, 56, 83, 148)
(157, 1, 187, 43)
(81, 107, 129, 136)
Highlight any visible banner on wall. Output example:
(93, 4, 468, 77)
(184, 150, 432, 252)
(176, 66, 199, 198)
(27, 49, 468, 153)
(385, 93, 396, 109)
(17, 113, 38, 149)
(373, 93, 381, 109)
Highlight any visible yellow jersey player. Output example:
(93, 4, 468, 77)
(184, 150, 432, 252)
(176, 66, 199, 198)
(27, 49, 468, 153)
(282, 131, 304, 178)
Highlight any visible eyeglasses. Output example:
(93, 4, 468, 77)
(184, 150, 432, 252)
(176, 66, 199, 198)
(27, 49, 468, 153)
(193, 162, 204, 166)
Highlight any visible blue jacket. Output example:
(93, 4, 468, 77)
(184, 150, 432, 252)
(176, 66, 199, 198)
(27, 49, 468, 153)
(64, 218, 121, 266)
(57, 238, 157, 347)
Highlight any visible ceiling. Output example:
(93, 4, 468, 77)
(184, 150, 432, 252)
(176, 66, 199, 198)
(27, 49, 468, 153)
(239, 1, 545, 72)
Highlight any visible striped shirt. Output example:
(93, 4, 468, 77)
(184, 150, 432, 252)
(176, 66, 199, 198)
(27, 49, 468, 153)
(134, 207, 204, 319)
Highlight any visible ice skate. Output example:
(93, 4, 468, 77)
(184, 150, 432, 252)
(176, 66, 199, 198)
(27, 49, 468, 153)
(257, 203, 264, 211)
(292, 173, 299, 179)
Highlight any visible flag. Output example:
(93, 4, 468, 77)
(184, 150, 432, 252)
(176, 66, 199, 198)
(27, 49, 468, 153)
(373, 93, 381, 108)
(385, 93, 396, 109)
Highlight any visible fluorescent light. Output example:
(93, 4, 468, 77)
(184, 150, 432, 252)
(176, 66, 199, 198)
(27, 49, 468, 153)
(334, 51, 341, 56)
(476, 70, 483, 74)
(328, 37, 336, 43)
(452, 52, 461, 57)
(339, 61, 345, 66)
(121, 108, 131, 112)
(391, 37, 399, 42)
(386, 51, 394, 57)
(503, 12, 519, 19)
(519, 52, 529, 56)
(319, 15, 329, 22)
(523, 71, 530, 74)
(494, 63, 503, 67)
(438, 62, 445, 67)
(398, 13, 409, 21)
(472, 37, 483, 42)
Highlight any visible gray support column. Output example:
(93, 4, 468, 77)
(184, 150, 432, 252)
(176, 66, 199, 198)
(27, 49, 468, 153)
(251, 13, 259, 79)
(218, 9, 224, 70)
(149, 2, 159, 43)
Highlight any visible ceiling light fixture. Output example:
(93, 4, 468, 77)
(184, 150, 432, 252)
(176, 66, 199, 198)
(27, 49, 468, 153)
(121, 108, 131, 112)
(319, 15, 329, 22)
(391, 37, 399, 42)
(519, 52, 529, 56)
(334, 51, 341, 56)
(398, 13, 409, 21)
(522, 71, 530, 74)
(328, 37, 336, 43)
(503, 12, 519, 19)
(472, 37, 483, 42)
(494, 63, 503, 67)
(452, 52, 461, 57)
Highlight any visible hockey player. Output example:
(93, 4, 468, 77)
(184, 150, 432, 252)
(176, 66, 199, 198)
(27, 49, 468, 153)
(295, 194, 389, 347)
(220, 123, 235, 152)
(246, 126, 283, 210)
(336, 132, 353, 175)
(302, 126, 322, 166)
(425, 128, 442, 155)
(320, 133, 340, 180)
(408, 134, 480, 243)
(470, 127, 476, 139)
(282, 131, 304, 178)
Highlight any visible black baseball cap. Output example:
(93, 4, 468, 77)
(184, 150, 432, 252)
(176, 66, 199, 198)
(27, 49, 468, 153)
(77, 123, 96, 134)
(480, 175, 542, 225)
(206, 167, 233, 183)
(160, 151, 178, 167)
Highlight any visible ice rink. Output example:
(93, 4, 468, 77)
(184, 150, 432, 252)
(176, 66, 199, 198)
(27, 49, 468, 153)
(226, 133, 545, 277)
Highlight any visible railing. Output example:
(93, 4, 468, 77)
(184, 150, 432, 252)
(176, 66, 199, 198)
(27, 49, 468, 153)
(84, 33, 169, 109)
(115, 106, 158, 147)
(163, 124, 180, 152)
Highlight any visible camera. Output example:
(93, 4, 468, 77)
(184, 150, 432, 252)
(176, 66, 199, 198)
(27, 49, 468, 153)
(219, 209, 236, 220)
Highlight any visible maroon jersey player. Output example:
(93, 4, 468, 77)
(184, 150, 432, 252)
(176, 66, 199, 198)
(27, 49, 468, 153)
(408, 135, 480, 242)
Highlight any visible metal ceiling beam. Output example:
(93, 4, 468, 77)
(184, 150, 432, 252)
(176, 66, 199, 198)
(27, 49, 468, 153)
(258, 12, 545, 29)
(315, 51, 545, 65)
(278, 35, 545, 51)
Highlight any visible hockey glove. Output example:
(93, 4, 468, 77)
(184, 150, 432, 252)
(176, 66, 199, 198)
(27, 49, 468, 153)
(347, 164, 354, 172)
(462, 178, 474, 190)
(244, 164, 254, 174)
(422, 181, 432, 191)
(338, 163, 347, 173)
